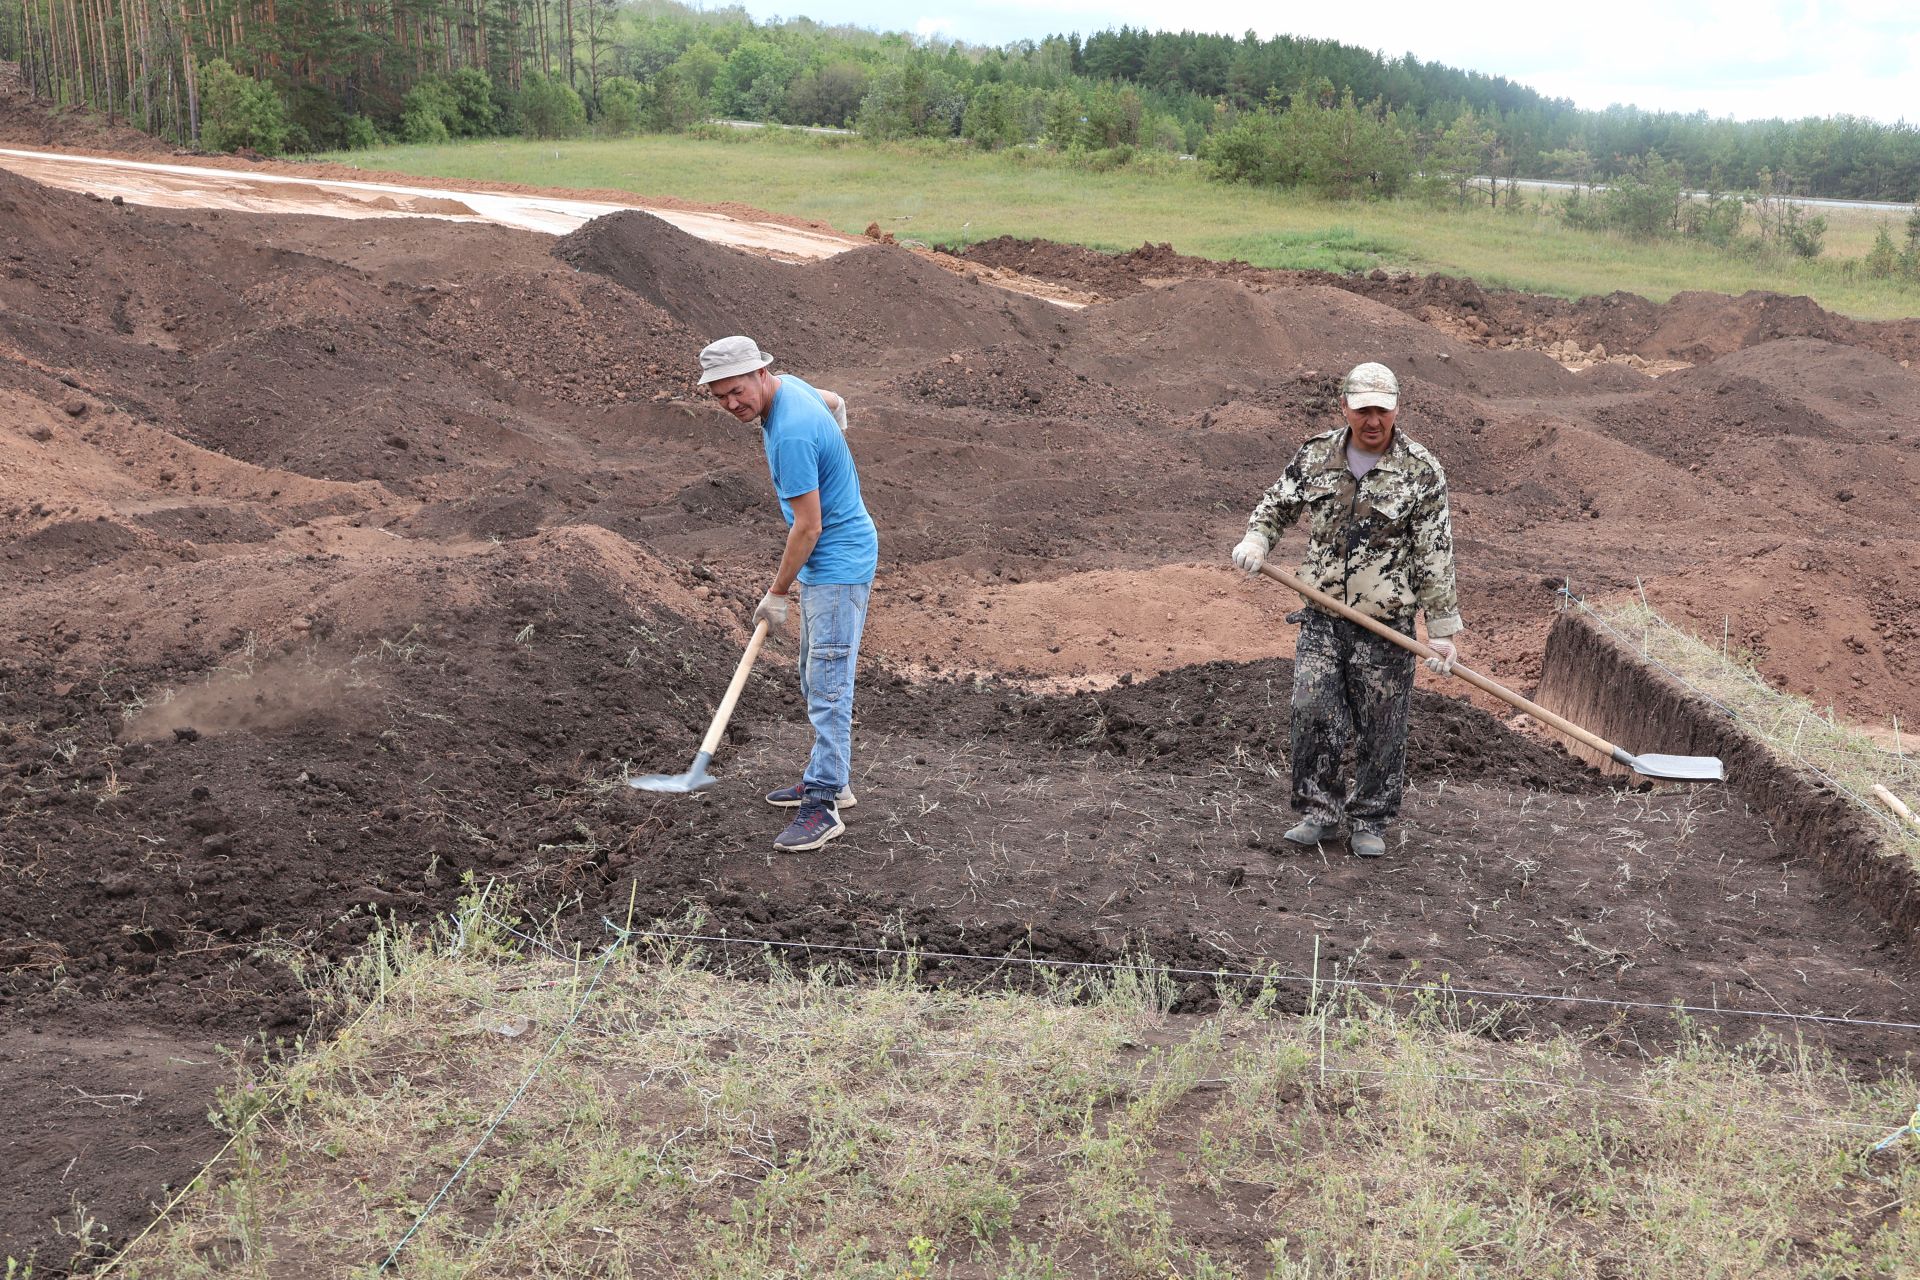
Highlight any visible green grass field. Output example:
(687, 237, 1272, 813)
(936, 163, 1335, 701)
(325, 130, 1920, 320)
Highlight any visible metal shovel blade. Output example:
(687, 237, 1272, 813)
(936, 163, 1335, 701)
(626, 750, 715, 794)
(1621, 751, 1725, 782)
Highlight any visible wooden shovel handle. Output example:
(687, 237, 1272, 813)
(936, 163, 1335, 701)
(698, 618, 771, 757)
(1255, 563, 1629, 763)
(1874, 784, 1920, 832)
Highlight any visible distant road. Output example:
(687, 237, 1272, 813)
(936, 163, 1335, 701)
(1486, 175, 1914, 214)
(0, 146, 857, 256)
(715, 118, 856, 137)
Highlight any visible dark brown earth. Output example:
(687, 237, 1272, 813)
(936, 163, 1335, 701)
(4, 157, 1920, 1269)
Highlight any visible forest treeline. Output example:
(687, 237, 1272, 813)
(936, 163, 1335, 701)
(4, 0, 1920, 206)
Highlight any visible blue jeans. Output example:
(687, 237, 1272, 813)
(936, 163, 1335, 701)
(796, 581, 871, 803)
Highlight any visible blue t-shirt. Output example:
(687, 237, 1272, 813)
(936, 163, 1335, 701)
(762, 375, 879, 585)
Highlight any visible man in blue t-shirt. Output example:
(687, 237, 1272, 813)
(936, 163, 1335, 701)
(697, 335, 879, 853)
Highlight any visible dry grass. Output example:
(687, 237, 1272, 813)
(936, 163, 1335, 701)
(104, 888, 1920, 1279)
(1592, 600, 1920, 879)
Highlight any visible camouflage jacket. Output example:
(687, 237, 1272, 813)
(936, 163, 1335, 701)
(1246, 426, 1463, 637)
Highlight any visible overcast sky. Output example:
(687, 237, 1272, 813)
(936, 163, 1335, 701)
(754, 0, 1919, 124)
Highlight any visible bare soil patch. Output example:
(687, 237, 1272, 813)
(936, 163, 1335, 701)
(4, 162, 1920, 1267)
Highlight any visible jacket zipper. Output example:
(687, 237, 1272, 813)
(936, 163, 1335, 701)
(1342, 479, 1358, 607)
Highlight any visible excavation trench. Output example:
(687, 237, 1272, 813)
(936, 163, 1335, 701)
(1537, 610, 1920, 944)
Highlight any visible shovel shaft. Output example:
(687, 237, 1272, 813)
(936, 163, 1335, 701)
(1255, 564, 1631, 765)
(698, 619, 771, 758)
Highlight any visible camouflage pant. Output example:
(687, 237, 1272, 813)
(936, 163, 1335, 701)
(1289, 610, 1416, 834)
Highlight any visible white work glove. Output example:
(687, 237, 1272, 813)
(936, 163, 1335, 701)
(1424, 634, 1460, 676)
(1231, 531, 1271, 576)
(818, 388, 849, 431)
(752, 591, 790, 630)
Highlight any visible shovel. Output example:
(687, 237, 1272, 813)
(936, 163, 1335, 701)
(1255, 564, 1724, 783)
(627, 619, 770, 793)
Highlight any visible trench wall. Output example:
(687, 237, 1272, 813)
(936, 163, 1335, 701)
(1536, 611, 1920, 944)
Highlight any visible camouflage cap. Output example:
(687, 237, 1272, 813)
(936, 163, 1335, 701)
(1342, 362, 1399, 411)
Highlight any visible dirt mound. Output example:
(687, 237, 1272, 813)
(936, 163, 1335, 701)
(1073, 279, 1581, 411)
(888, 342, 1156, 419)
(0, 90, 176, 154)
(1639, 290, 1853, 363)
(958, 235, 1920, 371)
(557, 211, 1066, 370)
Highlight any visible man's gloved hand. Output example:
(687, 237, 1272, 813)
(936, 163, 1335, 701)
(1424, 634, 1461, 676)
(752, 591, 790, 630)
(820, 389, 850, 431)
(1231, 531, 1271, 576)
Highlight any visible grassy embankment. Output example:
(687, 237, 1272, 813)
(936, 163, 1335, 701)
(1597, 600, 1920, 877)
(93, 891, 1920, 1278)
(324, 130, 1920, 321)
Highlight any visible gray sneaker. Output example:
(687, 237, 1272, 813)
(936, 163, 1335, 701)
(1283, 820, 1336, 847)
(1351, 830, 1387, 858)
(765, 783, 857, 809)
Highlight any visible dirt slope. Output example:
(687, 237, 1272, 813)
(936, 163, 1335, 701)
(4, 163, 1920, 1267)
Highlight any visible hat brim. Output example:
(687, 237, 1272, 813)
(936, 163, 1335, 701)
(697, 355, 772, 385)
(1344, 391, 1397, 411)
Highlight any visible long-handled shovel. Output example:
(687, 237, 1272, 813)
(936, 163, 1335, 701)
(627, 619, 770, 793)
(1256, 564, 1725, 782)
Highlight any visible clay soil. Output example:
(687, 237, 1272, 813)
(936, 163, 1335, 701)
(4, 151, 1920, 1268)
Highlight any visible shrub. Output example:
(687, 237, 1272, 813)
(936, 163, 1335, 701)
(1200, 93, 1411, 198)
(1199, 114, 1295, 186)
(444, 67, 496, 136)
(342, 115, 379, 150)
(1598, 154, 1684, 238)
(1864, 225, 1898, 278)
(402, 70, 496, 143)
(197, 58, 290, 155)
(1897, 205, 1920, 279)
(711, 39, 794, 121)
(596, 75, 643, 136)
(520, 72, 586, 139)
(1681, 191, 1745, 247)
(643, 66, 707, 133)
(783, 62, 868, 129)
(858, 58, 965, 140)
(489, 80, 525, 136)
(400, 85, 453, 144)
(286, 82, 350, 151)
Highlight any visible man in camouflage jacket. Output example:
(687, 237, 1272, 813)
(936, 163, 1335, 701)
(1230, 362, 1463, 859)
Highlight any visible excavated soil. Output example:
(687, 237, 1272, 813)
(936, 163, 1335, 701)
(4, 159, 1920, 1267)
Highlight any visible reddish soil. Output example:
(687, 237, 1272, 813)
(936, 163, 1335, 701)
(4, 156, 1920, 1269)
(0, 88, 177, 156)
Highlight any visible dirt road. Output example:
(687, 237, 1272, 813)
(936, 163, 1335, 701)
(0, 145, 860, 255)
